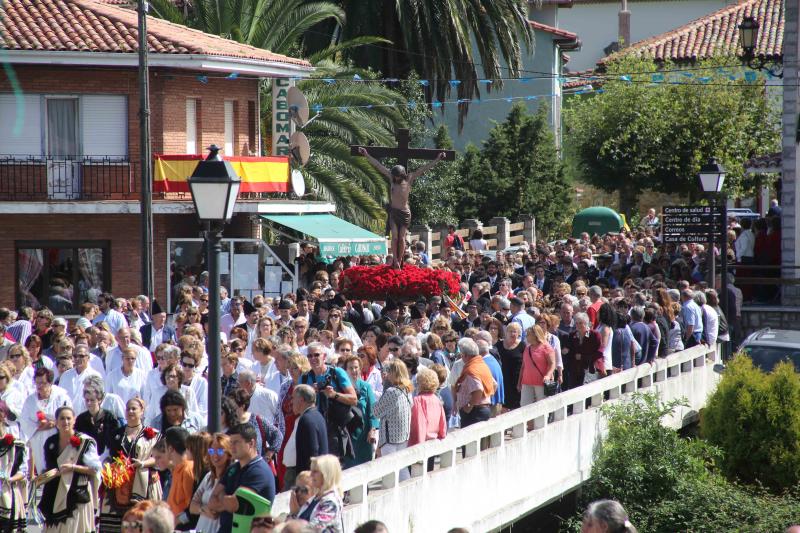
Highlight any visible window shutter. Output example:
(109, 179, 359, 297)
(0, 94, 42, 156)
(224, 100, 234, 156)
(81, 95, 127, 159)
(186, 98, 198, 154)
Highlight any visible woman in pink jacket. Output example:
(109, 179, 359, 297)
(408, 367, 447, 448)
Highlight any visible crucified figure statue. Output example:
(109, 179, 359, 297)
(358, 146, 446, 268)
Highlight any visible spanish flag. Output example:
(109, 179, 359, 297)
(154, 155, 290, 193)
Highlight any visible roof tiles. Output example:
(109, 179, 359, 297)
(0, 0, 311, 67)
(600, 0, 783, 64)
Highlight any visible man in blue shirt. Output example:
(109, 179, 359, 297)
(680, 289, 704, 347)
(210, 423, 275, 533)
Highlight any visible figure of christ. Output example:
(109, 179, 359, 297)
(358, 147, 446, 268)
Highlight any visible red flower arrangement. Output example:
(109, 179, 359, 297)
(36, 411, 46, 422)
(142, 427, 156, 440)
(339, 264, 461, 301)
(1, 435, 13, 446)
(69, 435, 81, 448)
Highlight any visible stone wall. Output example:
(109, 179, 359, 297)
(740, 306, 800, 337)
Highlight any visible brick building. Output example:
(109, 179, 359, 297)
(0, 0, 323, 313)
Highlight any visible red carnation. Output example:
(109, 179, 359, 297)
(36, 411, 46, 422)
(70, 435, 81, 448)
(143, 427, 156, 440)
(2, 434, 13, 446)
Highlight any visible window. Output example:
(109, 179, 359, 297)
(247, 100, 257, 155)
(16, 241, 110, 314)
(0, 93, 128, 159)
(224, 100, 235, 156)
(186, 98, 198, 154)
(0, 94, 42, 156)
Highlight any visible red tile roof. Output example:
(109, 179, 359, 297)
(600, 0, 783, 64)
(528, 20, 579, 42)
(744, 152, 782, 173)
(0, 0, 311, 67)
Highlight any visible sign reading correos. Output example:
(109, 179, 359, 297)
(272, 78, 293, 156)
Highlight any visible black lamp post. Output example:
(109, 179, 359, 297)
(738, 15, 783, 78)
(698, 157, 729, 360)
(188, 145, 240, 432)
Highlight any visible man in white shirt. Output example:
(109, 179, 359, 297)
(105, 327, 154, 375)
(734, 218, 755, 263)
(180, 350, 208, 423)
(220, 297, 246, 337)
(237, 369, 279, 423)
(58, 345, 102, 408)
(92, 292, 128, 335)
(106, 347, 148, 404)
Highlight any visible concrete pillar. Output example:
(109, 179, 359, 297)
(410, 224, 433, 257)
(461, 218, 482, 244)
(489, 217, 511, 251)
(783, 0, 800, 304)
(519, 214, 536, 246)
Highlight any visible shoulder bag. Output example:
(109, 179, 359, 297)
(527, 346, 559, 396)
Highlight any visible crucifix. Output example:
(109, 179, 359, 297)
(351, 128, 456, 268)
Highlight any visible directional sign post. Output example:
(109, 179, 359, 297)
(661, 205, 725, 244)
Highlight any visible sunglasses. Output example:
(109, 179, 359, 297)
(307, 352, 323, 359)
(121, 522, 142, 530)
(207, 447, 226, 456)
(232, 347, 244, 352)
(182, 361, 196, 369)
(8, 354, 22, 360)
(251, 517, 275, 527)
(291, 485, 309, 494)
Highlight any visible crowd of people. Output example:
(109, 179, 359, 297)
(0, 205, 780, 532)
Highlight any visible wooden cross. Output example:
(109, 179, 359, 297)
(350, 128, 456, 168)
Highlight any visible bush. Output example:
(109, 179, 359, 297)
(701, 355, 800, 490)
(563, 392, 800, 533)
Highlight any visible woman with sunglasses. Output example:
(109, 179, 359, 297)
(0, 361, 25, 420)
(324, 307, 362, 350)
(191, 433, 232, 533)
(160, 363, 202, 421)
(99, 397, 162, 532)
(120, 500, 155, 533)
(287, 470, 317, 521)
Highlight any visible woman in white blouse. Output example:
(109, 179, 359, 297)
(373, 359, 413, 481)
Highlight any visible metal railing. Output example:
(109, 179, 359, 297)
(0, 155, 137, 200)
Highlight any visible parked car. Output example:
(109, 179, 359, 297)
(728, 207, 760, 221)
(738, 328, 800, 372)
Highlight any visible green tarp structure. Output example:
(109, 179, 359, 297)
(261, 214, 387, 258)
(571, 206, 625, 237)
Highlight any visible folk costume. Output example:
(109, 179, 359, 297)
(0, 432, 27, 532)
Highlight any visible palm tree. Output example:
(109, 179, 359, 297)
(149, 0, 406, 227)
(311, 0, 536, 128)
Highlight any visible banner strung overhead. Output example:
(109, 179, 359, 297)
(154, 155, 290, 193)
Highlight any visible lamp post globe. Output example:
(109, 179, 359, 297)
(698, 157, 726, 193)
(188, 145, 240, 433)
(738, 16, 758, 58)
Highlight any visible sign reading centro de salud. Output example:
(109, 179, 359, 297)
(662, 205, 725, 244)
(272, 78, 294, 156)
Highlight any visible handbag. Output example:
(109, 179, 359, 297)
(528, 346, 559, 397)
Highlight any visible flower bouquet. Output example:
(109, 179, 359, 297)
(339, 264, 460, 301)
(101, 452, 135, 490)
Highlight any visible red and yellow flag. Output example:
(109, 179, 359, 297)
(153, 154, 290, 193)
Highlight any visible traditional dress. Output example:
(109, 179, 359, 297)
(20, 386, 72, 475)
(99, 426, 162, 532)
(0, 431, 27, 533)
(38, 432, 101, 533)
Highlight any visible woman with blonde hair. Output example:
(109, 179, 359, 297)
(519, 325, 556, 405)
(2, 349, 30, 406)
(256, 315, 276, 341)
(276, 352, 310, 489)
(190, 433, 232, 533)
(373, 359, 413, 480)
(308, 454, 345, 533)
(408, 367, 446, 447)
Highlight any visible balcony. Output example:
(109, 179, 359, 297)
(0, 155, 138, 201)
(0, 154, 297, 203)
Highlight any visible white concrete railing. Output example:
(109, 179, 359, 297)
(273, 344, 720, 532)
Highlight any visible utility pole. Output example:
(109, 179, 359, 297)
(138, 0, 154, 301)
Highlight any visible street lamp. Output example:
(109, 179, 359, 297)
(188, 144, 240, 432)
(738, 15, 783, 78)
(698, 157, 728, 360)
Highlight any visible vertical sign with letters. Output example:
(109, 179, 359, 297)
(272, 78, 294, 156)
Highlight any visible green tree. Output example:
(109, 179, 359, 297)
(564, 56, 781, 216)
(701, 355, 800, 490)
(312, 0, 535, 128)
(456, 103, 574, 240)
(565, 392, 800, 533)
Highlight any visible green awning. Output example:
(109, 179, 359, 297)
(261, 214, 387, 257)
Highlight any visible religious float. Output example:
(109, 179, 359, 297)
(339, 263, 461, 303)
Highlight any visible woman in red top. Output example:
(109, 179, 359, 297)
(519, 325, 556, 406)
(277, 352, 310, 490)
(408, 367, 447, 447)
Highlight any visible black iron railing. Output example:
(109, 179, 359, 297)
(0, 155, 137, 200)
